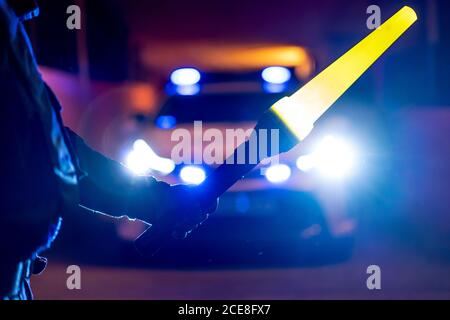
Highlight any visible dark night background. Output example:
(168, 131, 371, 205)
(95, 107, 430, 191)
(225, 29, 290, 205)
(15, 0, 450, 299)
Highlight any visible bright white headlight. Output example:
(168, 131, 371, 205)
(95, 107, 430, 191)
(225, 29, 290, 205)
(296, 135, 356, 179)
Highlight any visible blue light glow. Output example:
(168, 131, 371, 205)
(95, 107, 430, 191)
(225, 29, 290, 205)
(261, 66, 291, 84)
(313, 135, 356, 179)
(175, 84, 201, 96)
(125, 139, 175, 175)
(264, 164, 291, 184)
(262, 82, 288, 93)
(296, 135, 357, 179)
(170, 68, 201, 86)
(235, 193, 250, 214)
(180, 166, 206, 185)
(156, 115, 177, 129)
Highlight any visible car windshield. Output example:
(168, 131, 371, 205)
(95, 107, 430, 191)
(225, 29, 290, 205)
(158, 92, 288, 123)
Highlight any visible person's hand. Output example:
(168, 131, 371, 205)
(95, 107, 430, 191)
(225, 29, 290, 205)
(31, 255, 47, 275)
(165, 184, 218, 239)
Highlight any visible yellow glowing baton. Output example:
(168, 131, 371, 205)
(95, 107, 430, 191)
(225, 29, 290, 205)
(271, 6, 417, 140)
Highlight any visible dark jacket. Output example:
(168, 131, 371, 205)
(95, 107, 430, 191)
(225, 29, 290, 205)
(0, 0, 170, 266)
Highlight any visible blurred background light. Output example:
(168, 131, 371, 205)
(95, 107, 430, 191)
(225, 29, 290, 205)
(155, 115, 177, 129)
(264, 164, 291, 184)
(296, 154, 316, 172)
(262, 82, 287, 93)
(174, 83, 201, 96)
(261, 66, 291, 84)
(180, 165, 206, 185)
(125, 149, 150, 175)
(170, 67, 201, 86)
(235, 193, 250, 214)
(125, 139, 175, 175)
(296, 135, 356, 179)
(314, 135, 356, 179)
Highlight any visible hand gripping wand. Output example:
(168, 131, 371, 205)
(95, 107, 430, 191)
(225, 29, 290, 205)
(135, 6, 417, 257)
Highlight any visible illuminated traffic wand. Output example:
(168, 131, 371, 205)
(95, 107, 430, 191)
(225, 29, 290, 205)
(135, 6, 417, 256)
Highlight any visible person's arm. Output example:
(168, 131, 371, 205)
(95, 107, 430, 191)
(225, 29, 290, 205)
(65, 128, 171, 222)
(65, 128, 215, 233)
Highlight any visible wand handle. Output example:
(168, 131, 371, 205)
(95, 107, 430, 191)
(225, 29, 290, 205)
(134, 140, 259, 257)
(134, 111, 299, 257)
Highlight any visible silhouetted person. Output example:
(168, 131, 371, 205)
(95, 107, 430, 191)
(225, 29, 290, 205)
(0, 0, 215, 299)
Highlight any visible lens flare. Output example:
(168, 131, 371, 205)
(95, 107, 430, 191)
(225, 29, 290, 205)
(180, 166, 206, 185)
(265, 164, 292, 184)
(126, 139, 175, 175)
(170, 68, 201, 86)
(262, 66, 291, 84)
(296, 135, 357, 179)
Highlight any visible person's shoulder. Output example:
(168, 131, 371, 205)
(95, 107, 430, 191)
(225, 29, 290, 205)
(44, 83, 63, 112)
(0, 0, 19, 41)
